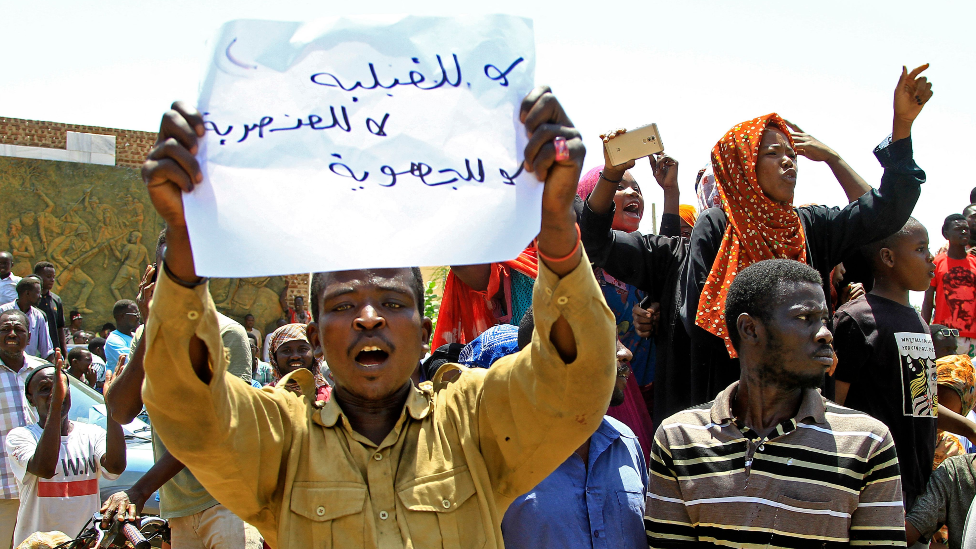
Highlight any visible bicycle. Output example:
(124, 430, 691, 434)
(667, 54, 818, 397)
(50, 513, 169, 549)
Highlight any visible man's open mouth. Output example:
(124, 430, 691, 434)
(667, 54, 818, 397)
(623, 202, 640, 214)
(356, 345, 390, 367)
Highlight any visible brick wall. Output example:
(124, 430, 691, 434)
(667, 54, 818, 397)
(0, 116, 155, 168)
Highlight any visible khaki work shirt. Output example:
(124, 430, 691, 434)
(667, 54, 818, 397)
(142, 252, 617, 549)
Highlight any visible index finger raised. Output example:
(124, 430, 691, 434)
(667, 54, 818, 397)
(907, 63, 930, 82)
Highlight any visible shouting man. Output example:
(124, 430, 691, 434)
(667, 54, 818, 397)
(136, 87, 616, 549)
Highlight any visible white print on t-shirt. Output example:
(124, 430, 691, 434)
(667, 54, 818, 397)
(4, 422, 120, 547)
(895, 332, 938, 417)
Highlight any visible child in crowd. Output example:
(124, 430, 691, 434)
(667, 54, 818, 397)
(832, 218, 942, 512)
(923, 214, 976, 358)
(5, 354, 126, 546)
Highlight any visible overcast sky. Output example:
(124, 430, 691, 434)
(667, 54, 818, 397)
(3, 1, 973, 301)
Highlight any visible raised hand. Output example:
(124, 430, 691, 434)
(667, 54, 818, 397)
(520, 86, 585, 272)
(893, 64, 933, 141)
(142, 102, 205, 282)
(601, 129, 636, 181)
(52, 349, 68, 407)
(784, 121, 838, 163)
(142, 102, 204, 231)
(649, 154, 679, 191)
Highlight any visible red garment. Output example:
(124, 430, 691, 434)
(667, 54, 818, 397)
(606, 374, 654, 464)
(931, 252, 976, 338)
(696, 113, 807, 357)
(431, 245, 538, 348)
(288, 309, 311, 324)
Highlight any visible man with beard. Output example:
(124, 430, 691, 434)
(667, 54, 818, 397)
(501, 308, 647, 549)
(645, 259, 906, 547)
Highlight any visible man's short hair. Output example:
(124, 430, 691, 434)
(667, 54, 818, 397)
(724, 259, 823, 351)
(67, 346, 88, 363)
(15, 276, 41, 297)
(88, 337, 106, 352)
(944, 213, 968, 233)
(101, 323, 115, 333)
(112, 299, 137, 319)
(244, 314, 254, 320)
(0, 309, 29, 327)
(970, 188, 976, 205)
(32, 261, 55, 275)
(310, 268, 426, 320)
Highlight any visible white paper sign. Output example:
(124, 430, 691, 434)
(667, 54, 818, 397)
(186, 15, 538, 277)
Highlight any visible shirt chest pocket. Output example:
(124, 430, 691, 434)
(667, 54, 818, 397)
(397, 467, 486, 549)
(289, 482, 366, 548)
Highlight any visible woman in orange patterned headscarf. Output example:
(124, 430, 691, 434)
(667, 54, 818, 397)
(683, 64, 934, 406)
(695, 114, 808, 356)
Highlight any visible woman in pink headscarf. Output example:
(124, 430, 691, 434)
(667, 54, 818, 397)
(575, 153, 680, 457)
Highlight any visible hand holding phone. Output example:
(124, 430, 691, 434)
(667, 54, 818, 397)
(603, 123, 665, 167)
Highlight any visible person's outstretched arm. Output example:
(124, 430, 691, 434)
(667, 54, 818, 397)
(814, 65, 933, 264)
(25, 353, 68, 478)
(579, 141, 685, 295)
(140, 102, 307, 538)
(99, 371, 127, 475)
(477, 86, 615, 500)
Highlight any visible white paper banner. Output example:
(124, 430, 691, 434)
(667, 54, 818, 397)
(186, 15, 538, 277)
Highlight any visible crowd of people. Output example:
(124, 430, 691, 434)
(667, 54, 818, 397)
(0, 62, 974, 549)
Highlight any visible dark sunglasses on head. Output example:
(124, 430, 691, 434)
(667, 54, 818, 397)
(937, 328, 960, 337)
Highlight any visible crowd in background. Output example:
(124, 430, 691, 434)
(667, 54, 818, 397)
(0, 63, 974, 549)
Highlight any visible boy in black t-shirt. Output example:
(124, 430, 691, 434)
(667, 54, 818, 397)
(834, 218, 976, 513)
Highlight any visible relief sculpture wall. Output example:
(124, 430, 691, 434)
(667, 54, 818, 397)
(0, 156, 289, 334)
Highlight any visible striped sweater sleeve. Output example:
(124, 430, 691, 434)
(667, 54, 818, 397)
(645, 426, 699, 547)
(849, 429, 907, 547)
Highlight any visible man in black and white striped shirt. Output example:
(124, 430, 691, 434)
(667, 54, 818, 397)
(646, 260, 906, 547)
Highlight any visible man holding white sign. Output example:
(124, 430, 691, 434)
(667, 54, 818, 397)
(137, 77, 616, 549)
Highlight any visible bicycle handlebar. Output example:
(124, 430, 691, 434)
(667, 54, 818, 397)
(121, 523, 150, 549)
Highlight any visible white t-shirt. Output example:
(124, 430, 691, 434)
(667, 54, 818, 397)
(5, 422, 119, 545)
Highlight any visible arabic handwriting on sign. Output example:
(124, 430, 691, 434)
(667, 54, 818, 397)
(328, 157, 524, 189)
(483, 57, 524, 87)
(310, 54, 462, 92)
(206, 107, 393, 144)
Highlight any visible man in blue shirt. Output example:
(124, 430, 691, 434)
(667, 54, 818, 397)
(104, 299, 139, 373)
(501, 310, 648, 549)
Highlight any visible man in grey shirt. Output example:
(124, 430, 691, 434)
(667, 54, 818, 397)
(907, 454, 976, 548)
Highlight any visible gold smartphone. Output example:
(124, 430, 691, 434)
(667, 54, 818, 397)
(604, 123, 664, 166)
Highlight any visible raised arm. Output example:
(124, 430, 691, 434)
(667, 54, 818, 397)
(579, 143, 685, 295)
(27, 352, 68, 479)
(786, 121, 871, 203)
(476, 86, 615, 499)
(140, 101, 307, 533)
(810, 65, 933, 264)
(99, 371, 126, 475)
